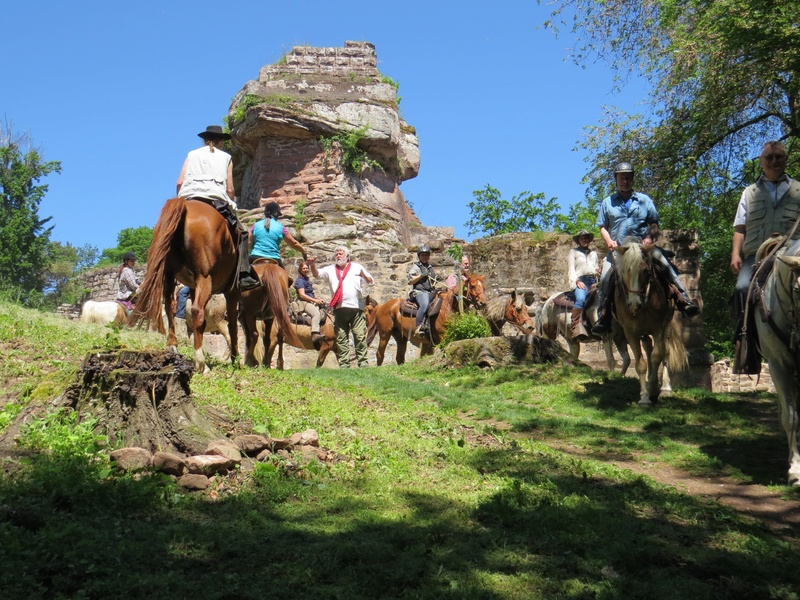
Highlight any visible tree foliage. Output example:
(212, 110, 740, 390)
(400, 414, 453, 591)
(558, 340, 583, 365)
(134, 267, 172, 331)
(97, 227, 153, 267)
(466, 185, 569, 237)
(540, 0, 800, 355)
(0, 124, 61, 301)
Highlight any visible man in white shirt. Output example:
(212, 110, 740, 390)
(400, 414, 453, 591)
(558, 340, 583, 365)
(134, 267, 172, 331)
(311, 247, 374, 368)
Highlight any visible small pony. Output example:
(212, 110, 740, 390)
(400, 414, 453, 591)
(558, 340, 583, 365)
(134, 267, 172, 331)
(80, 300, 127, 328)
(482, 290, 535, 336)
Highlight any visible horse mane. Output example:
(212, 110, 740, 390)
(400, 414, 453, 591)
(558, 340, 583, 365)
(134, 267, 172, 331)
(482, 296, 507, 321)
(619, 241, 646, 286)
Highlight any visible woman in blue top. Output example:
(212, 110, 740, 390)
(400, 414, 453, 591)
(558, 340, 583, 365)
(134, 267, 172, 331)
(249, 201, 307, 268)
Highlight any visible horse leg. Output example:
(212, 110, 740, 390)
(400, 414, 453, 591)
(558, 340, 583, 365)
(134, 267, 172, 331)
(225, 293, 239, 365)
(191, 280, 211, 375)
(768, 358, 800, 485)
(626, 338, 649, 406)
(394, 333, 408, 365)
(603, 335, 617, 371)
(644, 335, 665, 403)
(614, 332, 631, 376)
(164, 279, 178, 350)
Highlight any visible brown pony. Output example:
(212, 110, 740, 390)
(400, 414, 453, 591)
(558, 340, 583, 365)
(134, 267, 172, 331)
(239, 260, 302, 367)
(367, 275, 487, 366)
(614, 241, 687, 406)
(130, 198, 240, 374)
(482, 290, 534, 336)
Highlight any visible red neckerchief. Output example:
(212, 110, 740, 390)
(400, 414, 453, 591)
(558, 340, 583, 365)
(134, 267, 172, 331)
(329, 260, 351, 308)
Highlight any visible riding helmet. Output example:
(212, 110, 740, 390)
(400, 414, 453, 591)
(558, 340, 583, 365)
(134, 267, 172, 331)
(613, 162, 634, 174)
(417, 244, 431, 256)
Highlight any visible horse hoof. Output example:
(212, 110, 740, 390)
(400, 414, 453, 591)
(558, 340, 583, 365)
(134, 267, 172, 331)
(638, 397, 653, 407)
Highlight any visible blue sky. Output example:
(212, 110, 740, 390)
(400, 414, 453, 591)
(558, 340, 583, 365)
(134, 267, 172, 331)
(4, 1, 647, 253)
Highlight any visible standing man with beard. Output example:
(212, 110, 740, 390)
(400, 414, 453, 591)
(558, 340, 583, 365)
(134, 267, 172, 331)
(311, 247, 374, 368)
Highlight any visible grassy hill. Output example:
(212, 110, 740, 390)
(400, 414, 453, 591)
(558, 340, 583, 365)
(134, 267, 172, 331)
(0, 300, 798, 599)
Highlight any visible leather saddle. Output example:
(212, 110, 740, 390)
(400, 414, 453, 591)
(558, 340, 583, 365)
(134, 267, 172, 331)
(401, 294, 443, 319)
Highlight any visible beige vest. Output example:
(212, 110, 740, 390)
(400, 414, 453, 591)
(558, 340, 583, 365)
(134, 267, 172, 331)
(742, 180, 800, 257)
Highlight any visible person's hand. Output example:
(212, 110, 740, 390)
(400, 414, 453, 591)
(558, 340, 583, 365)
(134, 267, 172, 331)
(577, 281, 586, 290)
(607, 239, 618, 250)
(731, 256, 742, 274)
(306, 256, 316, 265)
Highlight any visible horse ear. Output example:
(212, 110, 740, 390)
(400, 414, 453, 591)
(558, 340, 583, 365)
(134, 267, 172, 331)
(511, 289, 517, 300)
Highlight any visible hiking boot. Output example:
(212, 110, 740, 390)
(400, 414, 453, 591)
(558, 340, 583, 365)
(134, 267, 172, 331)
(238, 275, 260, 291)
(590, 321, 609, 336)
(680, 301, 700, 318)
(415, 325, 429, 336)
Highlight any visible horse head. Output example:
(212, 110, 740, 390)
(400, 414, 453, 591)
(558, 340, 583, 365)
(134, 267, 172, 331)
(504, 289, 535, 334)
(616, 241, 651, 315)
(464, 274, 487, 309)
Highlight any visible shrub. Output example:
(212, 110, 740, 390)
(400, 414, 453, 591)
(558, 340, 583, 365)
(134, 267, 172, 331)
(441, 312, 491, 346)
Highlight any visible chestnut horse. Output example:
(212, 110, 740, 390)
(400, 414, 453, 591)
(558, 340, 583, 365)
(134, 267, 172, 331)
(259, 297, 378, 369)
(482, 290, 535, 336)
(240, 260, 301, 367)
(130, 198, 239, 374)
(614, 241, 687, 406)
(753, 237, 800, 485)
(367, 274, 487, 366)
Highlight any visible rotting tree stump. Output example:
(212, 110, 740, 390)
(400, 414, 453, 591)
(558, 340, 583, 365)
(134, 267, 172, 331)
(59, 350, 224, 455)
(443, 335, 577, 369)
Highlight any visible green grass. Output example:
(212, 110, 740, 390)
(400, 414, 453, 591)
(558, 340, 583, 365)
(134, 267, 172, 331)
(0, 300, 798, 599)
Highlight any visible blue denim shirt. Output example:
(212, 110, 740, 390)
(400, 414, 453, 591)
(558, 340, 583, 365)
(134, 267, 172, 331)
(596, 191, 659, 243)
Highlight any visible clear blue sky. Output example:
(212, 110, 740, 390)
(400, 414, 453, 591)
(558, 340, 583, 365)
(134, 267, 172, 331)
(4, 1, 647, 253)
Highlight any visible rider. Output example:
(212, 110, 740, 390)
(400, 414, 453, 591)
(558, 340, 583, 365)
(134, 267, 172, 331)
(250, 201, 307, 268)
(567, 229, 599, 341)
(408, 244, 436, 336)
(292, 259, 326, 343)
(176, 125, 260, 291)
(591, 162, 699, 335)
(116, 252, 139, 310)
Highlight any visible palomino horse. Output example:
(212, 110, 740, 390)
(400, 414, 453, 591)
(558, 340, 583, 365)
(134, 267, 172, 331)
(239, 260, 301, 367)
(367, 275, 487, 366)
(614, 241, 687, 406)
(753, 237, 800, 485)
(482, 290, 535, 336)
(130, 198, 240, 374)
(537, 291, 631, 374)
(80, 300, 127, 328)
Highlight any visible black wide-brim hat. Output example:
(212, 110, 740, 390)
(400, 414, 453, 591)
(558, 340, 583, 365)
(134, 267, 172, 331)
(198, 125, 231, 141)
(572, 229, 595, 244)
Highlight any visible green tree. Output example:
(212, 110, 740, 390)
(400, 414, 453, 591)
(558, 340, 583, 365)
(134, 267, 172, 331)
(97, 227, 153, 267)
(42, 241, 99, 308)
(0, 124, 61, 301)
(465, 185, 566, 237)
(541, 0, 800, 355)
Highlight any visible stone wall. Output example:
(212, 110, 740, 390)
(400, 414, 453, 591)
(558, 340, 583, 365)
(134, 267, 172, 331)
(260, 41, 379, 79)
(59, 265, 147, 321)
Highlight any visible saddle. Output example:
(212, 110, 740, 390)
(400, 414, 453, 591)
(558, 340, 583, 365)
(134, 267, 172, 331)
(401, 294, 443, 319)
(116, 299, 134, 315)
(290, 307, 329, 328)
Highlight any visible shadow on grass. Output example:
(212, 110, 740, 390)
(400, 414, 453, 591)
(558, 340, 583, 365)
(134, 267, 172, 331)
(1, 446, 798, 600)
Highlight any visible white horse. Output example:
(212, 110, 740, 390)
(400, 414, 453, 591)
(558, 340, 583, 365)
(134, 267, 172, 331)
(536, 291, 631, 374)
(80, 300, 127, 327)
(754, 237, 800, 486)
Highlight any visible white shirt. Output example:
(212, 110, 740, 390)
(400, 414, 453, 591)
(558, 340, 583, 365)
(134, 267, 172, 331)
(317, 261, 373, 310)
(733, 174, 794, 227)
(178, 146, 235, 208)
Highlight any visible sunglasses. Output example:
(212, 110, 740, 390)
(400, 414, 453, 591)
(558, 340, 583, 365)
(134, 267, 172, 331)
(763, 154, 786, 161)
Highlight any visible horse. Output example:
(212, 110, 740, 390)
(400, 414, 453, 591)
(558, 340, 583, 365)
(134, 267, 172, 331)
(613, 241, 687, 406)
(367, 276, 487, 366)
(753, 237, 800, 485)
(239, 260, 301, 367)
(260, 297, 379, 369)
(129, 197, 240, 374)
(482, 290, 535, 336)
(536, 291, 631, 374)
(183, 293, 234, 361)
(80, 300, 127, 328)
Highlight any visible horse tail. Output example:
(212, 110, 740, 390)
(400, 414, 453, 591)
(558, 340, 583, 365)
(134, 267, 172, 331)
(129, 197, 186, 333)
(367, 307, 378, 345)
(263, 267, 303, 348)
(665, 319, 689, 373)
